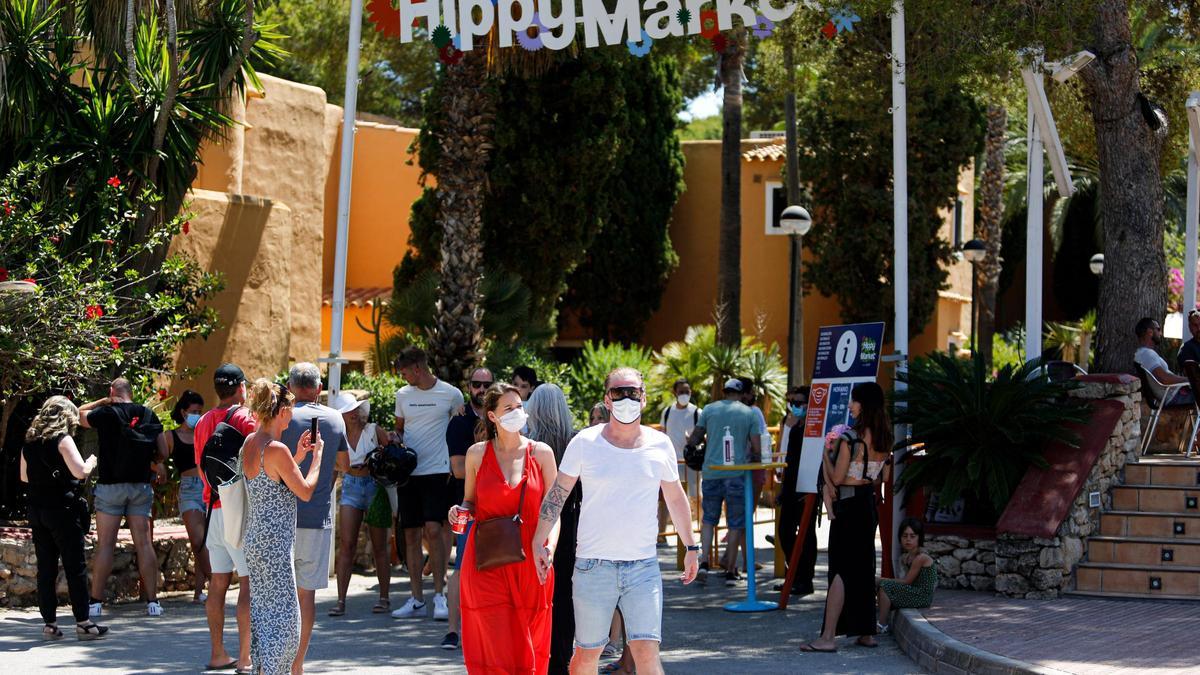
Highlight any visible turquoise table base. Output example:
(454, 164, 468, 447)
(717, 463, 780, 613)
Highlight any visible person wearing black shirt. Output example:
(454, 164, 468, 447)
(1178, 310, 1200, 374)
(776, 386, 818, 596)
(439, 367, 492, 650)
(79, 378, 168, 618)
(20, 396, 108, 640)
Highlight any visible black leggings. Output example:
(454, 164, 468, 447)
(28, 503, 91, 625)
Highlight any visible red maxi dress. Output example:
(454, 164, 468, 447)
(461, 442, 555, 674)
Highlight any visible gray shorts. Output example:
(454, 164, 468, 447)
(294, 527, 332, 590)
(94, 482, 153, 518)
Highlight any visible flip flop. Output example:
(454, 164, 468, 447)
(799, 642, 838, 653)
(328, 601, 346, 617)
(372, 598, 390, 613)
(204, 659, 237, 670)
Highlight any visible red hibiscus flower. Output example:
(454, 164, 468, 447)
(107, 176, 121, 188)
(182, 221, 190, 234)
(157, 388, 169, 400)
(108, 336, 120, 350)
(85, 304, 104, 320)
(2, 201, 11, 216)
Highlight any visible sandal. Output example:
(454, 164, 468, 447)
(328, 600, 346, 617)
(799, 642, 837, 653)
(372, 597, 390, 613)
(42, 624, 63, 641)
(75, 621, 109, 641)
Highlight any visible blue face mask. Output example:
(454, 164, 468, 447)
(789, 404, 807, 418)
(185, 413, 202, 428)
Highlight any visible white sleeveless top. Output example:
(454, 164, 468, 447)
(349, 422, 379, 467)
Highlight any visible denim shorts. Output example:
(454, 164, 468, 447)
(93, 482, 153, 518)
(701, 475, 746, 529)
(339, 473, 378, 511)
(573, 557, 663, 648)
(178, 475, 205, 514)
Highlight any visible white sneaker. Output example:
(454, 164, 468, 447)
(146, 601, 164, 617)
(390, 597, 427, 619)
(88, 602, 102, 618)
(433, 593, 449, 621)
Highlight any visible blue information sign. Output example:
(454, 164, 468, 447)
(811, 322, 887, 381)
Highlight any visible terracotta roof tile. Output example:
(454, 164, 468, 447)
(743, 143, 787, 162)
(321, 287, 390, 308)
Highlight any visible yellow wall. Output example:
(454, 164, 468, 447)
(644, 140, 976, 378)
(167, 190, 295, 397)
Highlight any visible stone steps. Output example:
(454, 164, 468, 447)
(1077, 456, 1200, 599)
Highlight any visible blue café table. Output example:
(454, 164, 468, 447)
(708, 461, 786, 612)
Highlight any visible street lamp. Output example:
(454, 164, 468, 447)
(1089, 253, 1104, 276)
(782, 204, 814, 388)
(961, 239, 986, 355)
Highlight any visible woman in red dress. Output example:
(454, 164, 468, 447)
(452, 383, 560, 674)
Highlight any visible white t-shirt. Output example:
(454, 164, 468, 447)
(394, 379, 463, 476)
(559, 425, 680, 561)
(659, 403, 699, 459)
(1135, 346, 1172, 402)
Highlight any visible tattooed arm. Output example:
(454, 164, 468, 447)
(532, 471, 578, 584)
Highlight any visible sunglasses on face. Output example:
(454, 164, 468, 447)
(469, 380, 493, 389)
(608, 386, 642, 401)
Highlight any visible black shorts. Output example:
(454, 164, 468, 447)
(397, 473, 450, 529)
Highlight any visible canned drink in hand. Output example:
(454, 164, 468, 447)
(450, 506, 470, 535)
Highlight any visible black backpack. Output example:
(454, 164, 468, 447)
(200, 405, 247, 543)
(113, 405, 163, 472)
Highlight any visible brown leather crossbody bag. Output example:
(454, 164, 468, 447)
(473, 449, 528, 571)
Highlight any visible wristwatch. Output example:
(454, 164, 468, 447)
(686, 545, 700, 552)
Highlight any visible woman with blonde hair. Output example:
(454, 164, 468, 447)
(20, 396, 107, 640)
(241, 380, 324, 674)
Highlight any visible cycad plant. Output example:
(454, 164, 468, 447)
(895, 352, 1091, 521)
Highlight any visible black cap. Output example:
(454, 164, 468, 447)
(213, 363, 246, 387)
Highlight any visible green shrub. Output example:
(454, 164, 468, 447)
(894, 352, 1091, 521)
(342, 370, 413, 428)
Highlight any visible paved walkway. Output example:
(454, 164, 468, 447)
(910, 590, 1200, 674)
(0, 528, 919, 673)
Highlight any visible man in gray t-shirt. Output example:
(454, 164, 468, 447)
(280, 363, 349, 673)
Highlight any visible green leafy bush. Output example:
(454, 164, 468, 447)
(894, 352, 1091, 521)
(342, 370, 411, 428)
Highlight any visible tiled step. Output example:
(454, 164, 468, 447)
(1111, 485, 1200, 513)
(1099, 511, 1200, 539)
(1075, 561, 1200, 595)
(1087, 536, 1200, 566)
(1125, 461, 1200, 488)
(1065, 589, 1200, 602)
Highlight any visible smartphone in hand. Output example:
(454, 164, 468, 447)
(310, 417, 319, 444)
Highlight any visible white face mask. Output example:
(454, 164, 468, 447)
(497, 408, 528, 433)
(676, 394, 691, 406)
(610, 398, 643, 424)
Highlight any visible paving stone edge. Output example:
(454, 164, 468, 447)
(893, 608, 1074, 675)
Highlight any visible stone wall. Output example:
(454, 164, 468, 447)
(0, 528, 200, 607)
(925, 534, 996, 592)
(993, 376, 1141, 599)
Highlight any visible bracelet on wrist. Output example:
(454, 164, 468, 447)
(685, 544, 700, 552)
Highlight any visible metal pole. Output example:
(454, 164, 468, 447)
(1025, 77, 1044, 362)
(889, 0, 907, 577)
(970, 261, 978, 355)
(783, 38, 804, 386)
(1186, 120, 1199, 315)
(327, 0, 364, 397)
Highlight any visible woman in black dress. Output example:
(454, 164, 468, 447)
(525, 384, 580, 675)
(19, 396, 108, 640)
(801, 382, 892, 652)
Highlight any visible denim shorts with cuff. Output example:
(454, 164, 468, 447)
(572, 557, 663, 648)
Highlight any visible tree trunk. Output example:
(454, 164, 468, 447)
(1078, 0, 1167, 374)
(975, 104, 1006, 372)
(716, 30, 745, 348)
(125, 0, 139, 90)
(429, 49, 494, 386)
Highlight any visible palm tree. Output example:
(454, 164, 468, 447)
(716, 28, 747, 348)
(975, 104, 1007, 371)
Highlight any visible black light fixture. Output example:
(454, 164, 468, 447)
(961, 239, 988, 354)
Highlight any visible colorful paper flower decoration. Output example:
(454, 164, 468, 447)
(675, 8, 692, 29)
(752, 14, 774, 38)
(627, 29, 653, 57)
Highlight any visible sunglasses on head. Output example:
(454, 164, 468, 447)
(272, 384, 291, 415)
(608, 386, 642, 402)
(469, 380, 493, 389)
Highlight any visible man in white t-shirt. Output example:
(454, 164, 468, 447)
(390, 347, 464, 621)
(659, 378, 700, 538)
(533, 367, 699, 675)
(1134, 317, 1193, 405)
